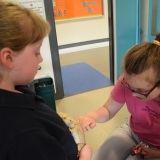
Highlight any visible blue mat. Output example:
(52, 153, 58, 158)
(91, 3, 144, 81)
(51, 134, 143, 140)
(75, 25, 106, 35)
(61, 62, 112, 96)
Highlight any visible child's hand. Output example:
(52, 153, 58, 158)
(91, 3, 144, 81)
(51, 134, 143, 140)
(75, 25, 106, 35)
(79, 143, 92, 160)
(78, 115, 96, 132)
(131, 142, 148, 159)
(141, 147, 160, 159)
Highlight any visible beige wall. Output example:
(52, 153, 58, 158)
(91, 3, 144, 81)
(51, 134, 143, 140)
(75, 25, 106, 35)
(55, 0, 109, 46)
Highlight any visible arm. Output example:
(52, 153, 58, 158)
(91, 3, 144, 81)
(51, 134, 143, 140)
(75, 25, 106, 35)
(79, 144, 92, 160)
(79, 96, 124, 131)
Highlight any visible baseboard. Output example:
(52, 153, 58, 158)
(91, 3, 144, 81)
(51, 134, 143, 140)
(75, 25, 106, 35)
(59, 41, 109, 54)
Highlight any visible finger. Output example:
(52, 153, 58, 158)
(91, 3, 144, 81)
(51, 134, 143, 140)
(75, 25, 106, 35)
(78, 119, 88, 127)
(89, 122, 96, 128)
(83, 128, 88, 132)
(83, 126, 90, 132)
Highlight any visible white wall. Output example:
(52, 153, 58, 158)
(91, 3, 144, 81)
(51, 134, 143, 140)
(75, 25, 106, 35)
(55, 0, 109, 46)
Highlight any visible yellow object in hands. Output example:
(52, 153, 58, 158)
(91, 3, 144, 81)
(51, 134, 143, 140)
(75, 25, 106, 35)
(58, 112, 85, 152)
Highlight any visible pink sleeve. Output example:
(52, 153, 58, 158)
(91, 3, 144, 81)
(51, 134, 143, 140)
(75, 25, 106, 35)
(111, 75, 125, 103)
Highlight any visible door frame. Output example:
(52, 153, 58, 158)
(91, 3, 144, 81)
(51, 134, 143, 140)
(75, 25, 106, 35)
(44, 0, 64, 100)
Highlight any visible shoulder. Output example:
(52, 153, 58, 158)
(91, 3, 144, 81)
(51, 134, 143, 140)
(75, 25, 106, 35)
(111, 74, 125, 103)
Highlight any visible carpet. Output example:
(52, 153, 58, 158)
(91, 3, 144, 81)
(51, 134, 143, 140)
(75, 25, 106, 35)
(61, 62, 112, 96)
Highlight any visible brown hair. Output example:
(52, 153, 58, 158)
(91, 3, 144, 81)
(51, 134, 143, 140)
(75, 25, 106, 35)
(0, 1, 51, 51)
(122, 33, 160, 81)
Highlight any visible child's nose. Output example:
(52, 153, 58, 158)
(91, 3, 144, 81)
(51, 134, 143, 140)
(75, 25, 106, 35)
(39, 54, 43, 63)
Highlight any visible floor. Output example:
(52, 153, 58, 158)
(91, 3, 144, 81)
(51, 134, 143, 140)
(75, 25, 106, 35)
(56, 46, 129, 153)
(59, 46, 110, 78)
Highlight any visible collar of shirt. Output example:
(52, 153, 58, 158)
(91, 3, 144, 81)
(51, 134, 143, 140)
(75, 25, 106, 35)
(0, 86, 42, 109)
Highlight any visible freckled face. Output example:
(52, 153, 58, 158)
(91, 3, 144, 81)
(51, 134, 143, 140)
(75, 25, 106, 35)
(12, 40, 43, 85)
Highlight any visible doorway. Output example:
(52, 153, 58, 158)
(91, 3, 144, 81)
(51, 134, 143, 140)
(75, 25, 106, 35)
(54, 0, 113, 97)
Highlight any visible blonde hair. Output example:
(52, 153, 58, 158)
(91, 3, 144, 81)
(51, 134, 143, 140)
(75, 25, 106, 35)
(122, 33, 160, 81)
(0, 1, 51, 51)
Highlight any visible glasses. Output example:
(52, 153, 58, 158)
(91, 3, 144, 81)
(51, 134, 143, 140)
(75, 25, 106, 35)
(121, 78, 160, 98)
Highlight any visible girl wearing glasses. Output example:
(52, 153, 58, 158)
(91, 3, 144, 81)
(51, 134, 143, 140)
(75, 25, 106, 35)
(79, 33, 160, 160)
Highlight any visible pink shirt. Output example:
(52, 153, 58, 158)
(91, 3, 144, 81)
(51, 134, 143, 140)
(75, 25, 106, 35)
(111, 75, 160, 146)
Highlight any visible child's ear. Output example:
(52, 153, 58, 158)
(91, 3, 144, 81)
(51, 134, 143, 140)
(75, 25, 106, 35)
(0, 48, 15, 68)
